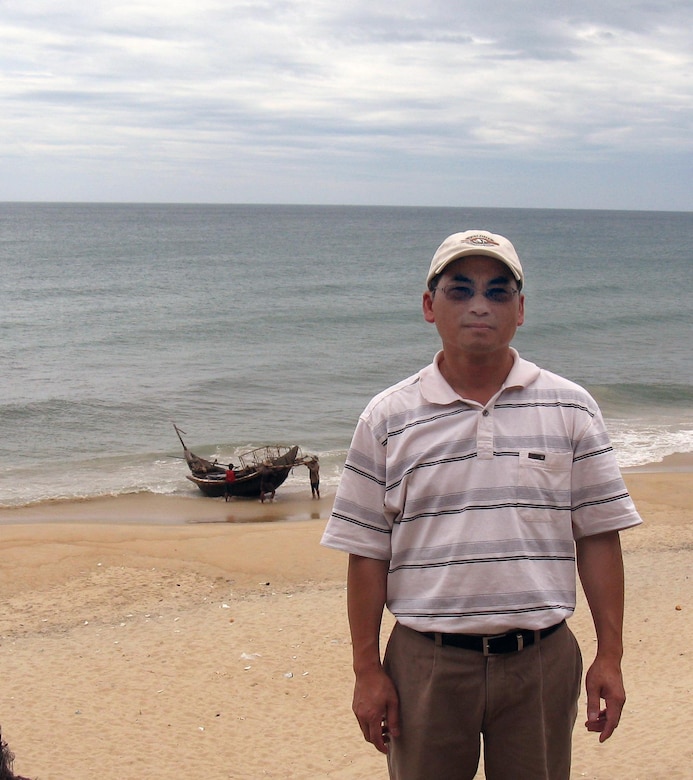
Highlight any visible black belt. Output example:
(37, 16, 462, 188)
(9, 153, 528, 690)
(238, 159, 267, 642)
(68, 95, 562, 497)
(421, 620, 564, 656)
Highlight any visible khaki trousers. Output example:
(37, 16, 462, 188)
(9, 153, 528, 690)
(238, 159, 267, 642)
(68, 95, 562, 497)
(383, 621, 582, 780)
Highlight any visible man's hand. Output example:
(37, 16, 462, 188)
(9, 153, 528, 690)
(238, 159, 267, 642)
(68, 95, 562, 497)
(584, 655, 626, 742)
(352, 665, 400, 754)
(576, 531, 627, 743)
(347, 554, 397, 753)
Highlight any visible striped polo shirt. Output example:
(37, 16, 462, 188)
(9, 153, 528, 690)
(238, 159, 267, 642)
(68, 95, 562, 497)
(321, 349, 642, 634)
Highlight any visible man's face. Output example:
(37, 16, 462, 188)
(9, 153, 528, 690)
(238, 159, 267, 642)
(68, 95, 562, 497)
(422, 255, 525, 359)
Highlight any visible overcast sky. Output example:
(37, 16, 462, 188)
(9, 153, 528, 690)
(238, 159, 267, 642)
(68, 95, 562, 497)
(2, 1, 691, 210)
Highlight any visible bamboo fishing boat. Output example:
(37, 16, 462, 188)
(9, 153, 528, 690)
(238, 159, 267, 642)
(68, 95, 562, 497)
(173, 424, 305, 498)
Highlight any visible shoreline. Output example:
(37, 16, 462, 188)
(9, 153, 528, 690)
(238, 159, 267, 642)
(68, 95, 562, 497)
(622, 450, 693, 473)
(1, 450, 691, 528)
(0, 490, 335, 526)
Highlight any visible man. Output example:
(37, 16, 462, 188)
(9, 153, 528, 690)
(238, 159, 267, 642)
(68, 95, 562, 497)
(258, 461, 276, 503)
(306, 456, 321, 499)
(224, 463, 236, 502)
(321, 230, 641, 780)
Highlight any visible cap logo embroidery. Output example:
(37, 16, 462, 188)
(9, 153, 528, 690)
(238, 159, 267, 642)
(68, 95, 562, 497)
(464, 235, 500, 247)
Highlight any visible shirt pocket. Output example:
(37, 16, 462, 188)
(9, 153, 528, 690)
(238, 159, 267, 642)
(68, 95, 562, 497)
(516, 450, 573, 522)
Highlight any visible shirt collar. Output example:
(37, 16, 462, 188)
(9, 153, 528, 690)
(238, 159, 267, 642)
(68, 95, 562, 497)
(419, 348, 540, 405)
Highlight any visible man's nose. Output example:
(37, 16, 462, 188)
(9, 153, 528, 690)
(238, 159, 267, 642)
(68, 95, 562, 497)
(468, 290, 491, 313)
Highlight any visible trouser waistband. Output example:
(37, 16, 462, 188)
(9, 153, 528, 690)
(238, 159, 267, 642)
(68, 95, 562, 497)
(421, 620, 565, 656)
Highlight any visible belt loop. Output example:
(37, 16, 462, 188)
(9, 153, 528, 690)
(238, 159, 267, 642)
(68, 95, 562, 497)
(516, 632, 524, 652)
(434, 632, 443, 647)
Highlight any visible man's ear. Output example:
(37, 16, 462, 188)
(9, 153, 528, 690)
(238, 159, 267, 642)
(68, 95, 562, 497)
(423, 290, 436, 323)
(517, 293, 525, 327)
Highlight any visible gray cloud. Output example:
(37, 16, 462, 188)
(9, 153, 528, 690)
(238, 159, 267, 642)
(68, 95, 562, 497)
(1, 0, 691, 208)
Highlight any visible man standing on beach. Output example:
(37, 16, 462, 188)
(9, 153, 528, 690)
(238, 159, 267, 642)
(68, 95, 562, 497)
(321, 230, 642, 779)
(224, 463, 236, 502)
(306, 456, 321, 499)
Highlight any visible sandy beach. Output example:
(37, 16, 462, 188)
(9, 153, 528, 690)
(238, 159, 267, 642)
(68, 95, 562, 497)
(1, 466, 691, 779)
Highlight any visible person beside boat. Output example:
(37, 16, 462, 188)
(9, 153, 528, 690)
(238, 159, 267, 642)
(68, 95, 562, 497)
(258, 461, 276, 503)
(306, 456, 320, 499)
(224, 463, 236, 502)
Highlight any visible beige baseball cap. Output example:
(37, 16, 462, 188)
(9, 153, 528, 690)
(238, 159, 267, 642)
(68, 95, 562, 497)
(426, 230, 524, 288)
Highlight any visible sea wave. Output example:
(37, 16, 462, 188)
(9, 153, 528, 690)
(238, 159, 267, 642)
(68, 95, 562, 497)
(0, 446, 347, 509)
(590, 383, 693, 413)
(1, 418, 691, 509)
(607, 420, 693, 469)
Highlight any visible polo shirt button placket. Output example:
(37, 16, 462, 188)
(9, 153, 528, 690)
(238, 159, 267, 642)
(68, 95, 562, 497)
(477, 407, 494, 459)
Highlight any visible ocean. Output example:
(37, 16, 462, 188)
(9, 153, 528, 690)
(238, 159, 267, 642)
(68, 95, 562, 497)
(1, 203, 691, 508)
